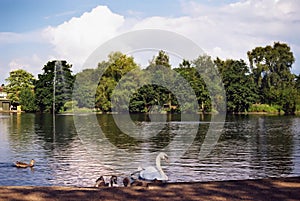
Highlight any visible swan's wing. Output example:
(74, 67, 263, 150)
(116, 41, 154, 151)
(142, 166, 156, 171)
(139, 166, 161, 180)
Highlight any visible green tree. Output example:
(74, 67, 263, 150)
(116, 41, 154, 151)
(130, 52, 210, 113)
(175, 60, 211, 113)
(112, 69, 145, 112)
(193, 55, 226, 113)
(35, 60, 74, 113)
(5, 69, 35, 104)
(129, 51, 175, 113)
(95, 52, 139, 112)
(247, 42, 296, 114)
(149, 50, 171, 69)
(73, 68, 100, 109)
(19, 88, 37, 112)
(95, 76, 116, 111)
(130, 85, 154, 113)
(215, 58, 258, 113)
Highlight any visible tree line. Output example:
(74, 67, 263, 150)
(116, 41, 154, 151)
(2, 42, 299, 114)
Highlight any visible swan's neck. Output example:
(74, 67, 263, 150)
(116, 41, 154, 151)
(156, 155, 162, 171)
(156, 155, 168, 180)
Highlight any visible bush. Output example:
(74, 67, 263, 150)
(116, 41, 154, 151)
(248, 104, 279, 113)
(62, 100, 78, 112)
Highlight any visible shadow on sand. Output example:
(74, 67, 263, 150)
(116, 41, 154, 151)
(0, 177, 299, 201)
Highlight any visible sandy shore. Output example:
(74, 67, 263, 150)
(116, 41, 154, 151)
(0, 177, 299, 201)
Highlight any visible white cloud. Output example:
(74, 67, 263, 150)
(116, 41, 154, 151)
(126, 9, 144, 18)
(139, 0, 300, 69)
(9, 60, 29, 70)
(8, 54, 53, 78)
(131, 13, 265, 62)
(43, 5, 125, 72)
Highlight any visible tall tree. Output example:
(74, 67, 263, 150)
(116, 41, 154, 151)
(95, 52, 139, 112)
(130, 50, 174, 113)
(175, 60, 211, 113)
(215, 58, 258, 113)
(5, 69, 35, 104)
(193, 55, 226, 113)
(247, 42, 296, 114)
(35, 60, 74, 113)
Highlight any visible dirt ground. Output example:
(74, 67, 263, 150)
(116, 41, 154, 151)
(0, 177, 299, 201)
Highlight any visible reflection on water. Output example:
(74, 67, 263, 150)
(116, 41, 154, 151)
(0, 113, 299, 187)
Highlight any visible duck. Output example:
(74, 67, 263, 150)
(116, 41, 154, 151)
(95, 175, 119, 187)
(139, 152, 169, 181)
(123, 177, 149, 187)
(123, 177, 130, 187)
(94, 176, 109, 187)
(15, 159, 35, 168)
(110, 175, 119, 187)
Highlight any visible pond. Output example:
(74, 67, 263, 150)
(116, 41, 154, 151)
(0, 113, 299, 187)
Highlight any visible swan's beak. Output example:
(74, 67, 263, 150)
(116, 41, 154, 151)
(164, 155, 169, 163)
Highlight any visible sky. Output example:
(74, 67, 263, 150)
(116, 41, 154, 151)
(0, 0, 300, 83)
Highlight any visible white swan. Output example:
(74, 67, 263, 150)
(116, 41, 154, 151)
(139, 152, 169, 181)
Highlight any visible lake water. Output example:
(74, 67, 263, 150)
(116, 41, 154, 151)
(0, 113, 299, 187)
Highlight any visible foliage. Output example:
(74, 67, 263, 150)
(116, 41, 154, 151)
(248, 104, 279, 113)
(5, 69, 35, 103)
(192, 55, 225, 113)
(3, 42, 299, 115)
(72, 68, 101, 109)
(112, 69, 144, 112)
(128, 51, 179, 113)
(174, 62, 211, 112)
(19, 88, 38, 112)
(247, 42, 296, 114)
(35, 60, 74, 113)
(215, 58, 258, 113)
(149, 50, 171, 69)
(62, 100, 78, 112)
(95, 52, 140, 112)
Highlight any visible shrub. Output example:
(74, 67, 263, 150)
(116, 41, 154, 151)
(248, 104, 279, 113)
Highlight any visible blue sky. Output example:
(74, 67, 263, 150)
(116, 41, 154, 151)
(0, 0, 188, 32)
(0, 0, 237, 32)
(0, 0, 299, 83)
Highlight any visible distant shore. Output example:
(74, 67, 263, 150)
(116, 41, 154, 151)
(0, 177, 299, 201)
(0, 110, 22, 113)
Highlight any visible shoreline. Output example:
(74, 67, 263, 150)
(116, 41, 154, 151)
(1, 177, 299, 201)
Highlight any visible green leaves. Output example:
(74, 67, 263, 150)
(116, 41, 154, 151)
(35, 60, 74, 113)
(215, 59, 258, 113)
(247, 42, 296, 114)
(19, 88, 37, 112)
(5, 69, 35, 103)
(3, 42, 298, 115)
(95, 52, 140, 112)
